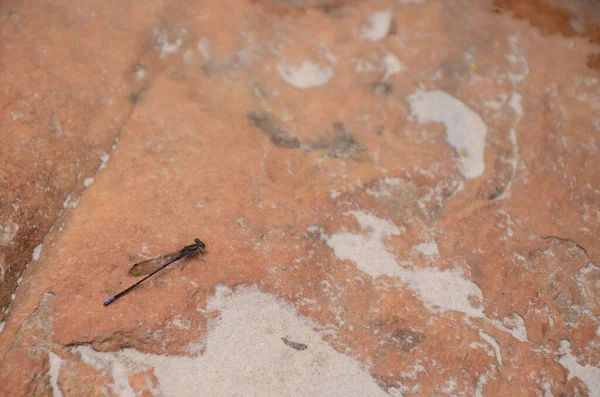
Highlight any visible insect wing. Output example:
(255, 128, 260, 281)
(128, 252, 181, 277)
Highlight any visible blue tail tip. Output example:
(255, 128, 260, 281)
(104, 296, 115, 306)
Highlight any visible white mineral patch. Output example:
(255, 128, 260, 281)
(407, 90, 488, 179)
(62, 194, 79, 209)
(478, 331, 502, 368)
(509, 92, 523, 118)
(277, 61, 333, 89)
(558, 340, 600, 395)
(361, 11, 392, 41)
(83, 177, 94, 187)
(403, 267, 484, 317)
(183, 50, 195, 65)
(48, 352, 64, 397)
(354, 59, 376, 73)
(506, 36, 530, 84)
(135, 66, 146, 81)
(0, 222, 18, 245)
(413, 241, 439, 258)
(32, 244, 43, 261)
(327, 211, 484, 317)
(73, 286, 388, 397)
(160, 37, 183, 58)
(171, 315, 191, 330)
(382, 53, 405, 80)
(475, 372, 488, 397)
(99, 152, 110, 170)
(327, 212, 403, 278)
(154, 27, 184, 59)
(197, 37, 211, 60)
(490, 313, 528, 342)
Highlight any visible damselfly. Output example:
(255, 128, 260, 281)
(103, 238, 206, 306)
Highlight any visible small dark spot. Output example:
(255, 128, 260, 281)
(376, 125, 384, 136)
(332, 122, 347, 135)
(281, 337, 307, 351)
(327, 122, 367, 158)
(488, 186, 504, 200)
(588, 52, 600, 70)
(129, 84, 151, 104)
(129, 93, 141, 104)
(372, 82, 391, 96)
(322, 5, 346, 19)
(248, 112, 301, 149)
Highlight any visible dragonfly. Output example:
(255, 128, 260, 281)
(103, 238, 206, 306)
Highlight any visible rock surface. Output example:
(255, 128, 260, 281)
(1, 0, 599, 396)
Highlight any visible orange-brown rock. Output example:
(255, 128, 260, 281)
(1, 0, 599, 396)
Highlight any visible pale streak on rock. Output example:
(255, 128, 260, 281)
(407, 90, 488, 179)
(0, 222, 18, 245)
(32, 244, 43, 261)
(558, 340, 600, 395)
(47, 352, 64, 397)
(413, 241, 439, 258)
(489, 313, 529, 343)
(277, 61, 333, 89)
(382, 53, 405, 80)
(360, 11, 392, 41)
(478, 331, 503, 369)
(327, 211, 485, 318)
(73, 286, 389, 397)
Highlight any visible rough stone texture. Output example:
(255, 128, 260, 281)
(1, 0, 599, 396)
(0, 0, 157, 320)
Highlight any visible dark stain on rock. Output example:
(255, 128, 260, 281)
(247, 112, 301, 149)
(327, 122, 367, 158)
(248, 113, 367, 157)
(493, 0, 600, 71)
(372, 81, 391, 96)
(322, 3, 348, 18)
(129, 92, 142, 104)
(488, 186, 504, 200)
(129, 83, 151, 104)
(588, 52, 600, 70)
(391, 328, 425, 352)
(281, 337, 308, 351)
(249, 0, 354, 18)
